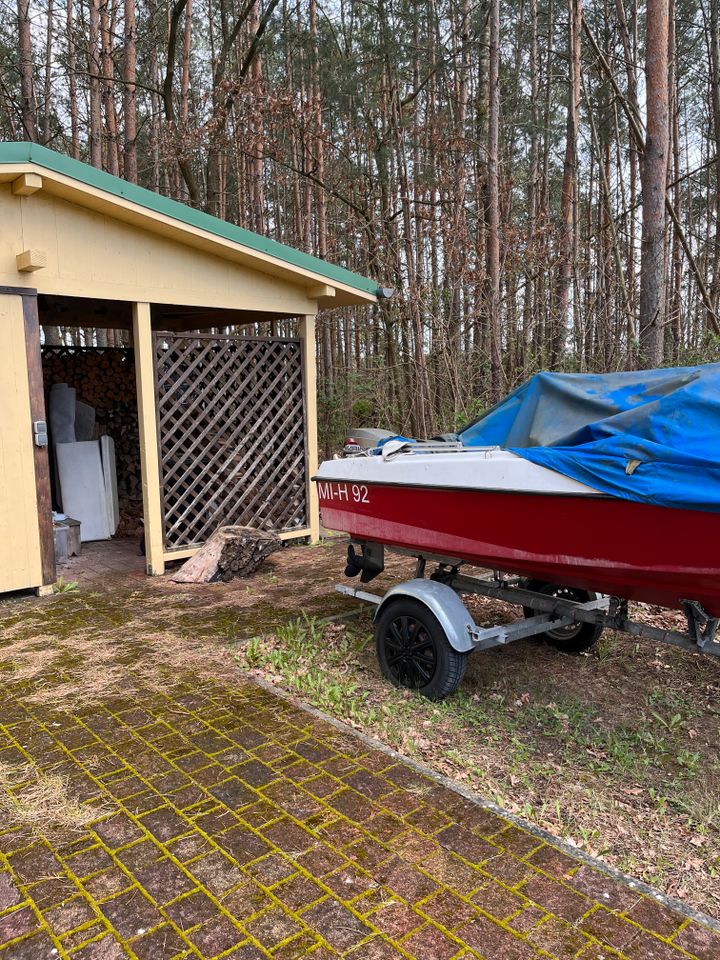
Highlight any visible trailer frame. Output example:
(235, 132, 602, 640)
(337, 540, 720, 697)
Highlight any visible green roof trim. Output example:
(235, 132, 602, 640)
(0, 141, 379, 298)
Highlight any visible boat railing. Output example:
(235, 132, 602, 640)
(377, 439, 465, 460)
(344, 440, 503, 460)
(374, 440, 507, 461)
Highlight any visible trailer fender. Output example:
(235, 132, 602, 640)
(375, 579, 476, 653)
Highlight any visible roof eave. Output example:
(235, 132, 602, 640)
(0, 147, 378, 308)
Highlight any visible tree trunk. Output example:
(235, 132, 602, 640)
(163, 0, 202, 205)
(638, 0, 670, 366)
(522, 0, 540, 374)
(616, 0, 640, 360)
(180, 0, 192, 124)
(249, 0, 265, 232)
(100, 0, 120, 175)
(18, 0, 37, 140)
(88, 0, 103, 167)
(553, 0, 581, 365)
(67, 0, 80, 157)
(123, 0, 138, 182)
(668, 0, 682, 359)
(487, 0, 502, 401)
(42, 0, 53, 143)
(149, 45, 161, 191)
(709, 0, 720, 321)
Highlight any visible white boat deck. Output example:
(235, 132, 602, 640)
(315, 444, 601, 496)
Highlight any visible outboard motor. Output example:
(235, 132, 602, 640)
(344, 542, 385, 583)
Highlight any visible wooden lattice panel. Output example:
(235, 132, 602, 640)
(154, 332, 308, 549)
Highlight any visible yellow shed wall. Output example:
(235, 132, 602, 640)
(0, 186, 317, 314)
(0, 295, 43, 591)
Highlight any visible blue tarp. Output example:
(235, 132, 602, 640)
(459, 365, 720, 512)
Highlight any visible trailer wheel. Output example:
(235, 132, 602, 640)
(375, 598, 467, 699)
(522, 581, 603, 653)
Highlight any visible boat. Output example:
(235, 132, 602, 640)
(314, 443, 720, 616)
(315, 365, 720, 618)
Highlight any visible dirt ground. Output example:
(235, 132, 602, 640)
(2, 538, 719, 926)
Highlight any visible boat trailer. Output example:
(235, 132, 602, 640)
(337, 542, 720, 699)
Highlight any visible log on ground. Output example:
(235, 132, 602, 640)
(170, 526, 282, 583)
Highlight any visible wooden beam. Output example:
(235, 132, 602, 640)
(306, 284, 336, 300)
(0, 285, 38, 296)
(12, 172, 43, 196)
(22, 292, 55, 587)
(162, 527, 314, 563)
(166, 533, 310, 567)
(278, 528, 312, 541)
(16, 249, 47, 273)
(152, 304, 295, 330)
(133, 301, 165, 576)
(298, 314, 320, 542)
(163, 547, 198, 562)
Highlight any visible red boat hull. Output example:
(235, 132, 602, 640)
(317, 481, 720, 615)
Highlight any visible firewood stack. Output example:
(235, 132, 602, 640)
(170, 526, 282, 583)
(42, 347, 142, 533)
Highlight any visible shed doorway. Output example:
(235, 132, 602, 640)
(35, 294, 314, 585)
(39, 299, 146, 582)
(42, 343, 143, 544)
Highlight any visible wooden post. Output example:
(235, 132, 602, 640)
(299, 313, 320, 542)
(132, 301, 165, 575)
(22, 292, 56, 588)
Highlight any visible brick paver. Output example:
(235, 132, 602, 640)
(60, 541, 145, 587)
(1, 674, 718, 958)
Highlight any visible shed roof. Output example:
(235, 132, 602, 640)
(0, 142, 379, 308)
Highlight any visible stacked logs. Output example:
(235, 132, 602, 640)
(42, 347, 137, 412)
(170, 526, 282, 583)
(41, 347, 143, 534)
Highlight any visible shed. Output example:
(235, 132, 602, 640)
(0, 142, 379, 594)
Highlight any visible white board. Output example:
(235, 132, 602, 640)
(100, 435, 119, 535)
(49, 383, 76, 443)
(55, 441, 111, 542)
(75, 401, 96, 442)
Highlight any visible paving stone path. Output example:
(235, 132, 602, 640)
(1, 676, 718, 959)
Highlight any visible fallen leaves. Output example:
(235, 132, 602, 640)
(0, 760, 110, 835)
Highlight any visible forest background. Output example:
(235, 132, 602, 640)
(3, 0, 719, 449)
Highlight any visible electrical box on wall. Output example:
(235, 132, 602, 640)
(33, 420, 48, 447)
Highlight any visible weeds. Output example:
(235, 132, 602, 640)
(244, 637, 263, 666)
(594, 634, 615, 661)
(651, 710, 684, 732)
(52, 576, 79, 594)
(236, 615, 374, 723)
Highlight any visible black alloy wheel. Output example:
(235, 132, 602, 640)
(522, 580, 603, 653)
(375, 598, 467, 699)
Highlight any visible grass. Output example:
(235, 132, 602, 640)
(246, 614, 377, 723)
